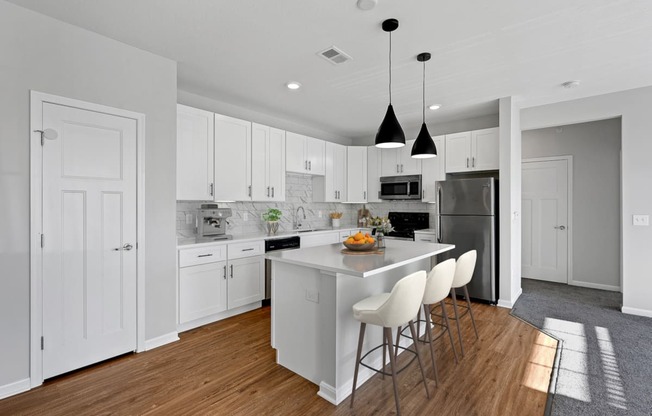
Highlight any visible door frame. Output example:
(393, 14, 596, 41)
(521, 155, 573, 285)
(29, 91, 147, 387)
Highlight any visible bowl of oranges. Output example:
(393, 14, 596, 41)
(343, 232, 376, 251)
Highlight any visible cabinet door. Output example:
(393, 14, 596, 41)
(445, 131, 472, 173)
(176, 104, 214, 201)
(471, 127, 499, 171)
(421, 136, 445, 202)
(285, 131, 306, 174)
(227, 256, 264, 309)
(346, 146, 367, 202)
(399, 139, 422, 175)
(305, 136, 326, 175)
(334, 143, 347, 200)
(268, 128, 286, 201)
(300, 232, 340, 248)
(214, 114, 252, 201)
(414, 233, 437, 243)
(179, 261, 227, 324)
(367, 146, 382, 202)
(380, 147, 399, 176)
(251, 123, 269, 201)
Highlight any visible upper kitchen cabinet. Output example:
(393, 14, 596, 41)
(285, 131, 325, 175)
(445, 127, 499, 173)
(313, 142, 346, 202)
(214, 114, 252, 201)
(367, 146, 382, 202)
(251, 123, 285, 201)
(380, 139, 422, 176)
(421, 136, 445, 203)
(176, 104, 214, 200)
(346, 146, 367, 203)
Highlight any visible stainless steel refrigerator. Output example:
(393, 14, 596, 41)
(437, 177, 498, 303)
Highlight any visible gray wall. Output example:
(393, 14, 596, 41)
(0, 1, 178, 388)
(522, 119, 622, 289)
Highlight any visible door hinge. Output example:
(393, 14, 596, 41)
(40, 234, 44, 248)
(41, 336, 44, 350)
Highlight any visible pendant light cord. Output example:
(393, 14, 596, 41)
(422, 59, 426, 123)
(388, 31, 392, 104)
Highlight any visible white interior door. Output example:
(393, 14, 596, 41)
(42, 102, 138, 378)
(522, 158, 569, 283)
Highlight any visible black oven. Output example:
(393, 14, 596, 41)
(379, 175, 422, 200)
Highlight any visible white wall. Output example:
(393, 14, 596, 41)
(178, 90, 352, 146)
(0, 0, 178, 390)
(521, 86, 652, 317)
(522, 119, 622, 290)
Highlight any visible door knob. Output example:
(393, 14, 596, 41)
(554, 226, 566, 230)
(123, 243, 134, 251)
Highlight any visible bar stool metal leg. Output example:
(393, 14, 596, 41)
(350, 322, 366, 408)
(408, 320, 431, 399)
(441, 300, 459, 364)
(384, 327, 402, 416)
(450, 288, 465, 357)
(423, 304, 440, 385)
(463, 285, 479, 339)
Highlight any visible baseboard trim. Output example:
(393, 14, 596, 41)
(569, 280, 621, 292)
(0, 378, 30, 400)
(144, 331, 180, 351)
(622, 306, 652, 318)
(497, 288, 522, 309)
(177, 302, 261, 333)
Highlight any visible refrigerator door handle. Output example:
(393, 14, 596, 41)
(437, 185, 442, 243)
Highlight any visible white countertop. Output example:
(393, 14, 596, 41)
(177, 226, 370, 249)
(266, 239, 454, 278)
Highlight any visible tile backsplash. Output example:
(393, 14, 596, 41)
(177, 173, 437, 238)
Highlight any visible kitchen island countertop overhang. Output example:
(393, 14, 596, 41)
(268, 239, 454, 405)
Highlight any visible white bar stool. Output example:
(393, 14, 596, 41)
(448, 250, 479, 356)
(350, 271, 430, 416)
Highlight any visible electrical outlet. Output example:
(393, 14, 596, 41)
(185, 213, 193, 225)
(318, 210, 322, 218)
(633, 215, 649, 226)
(243, 212, 248, 221)
(306, 289, 319, 303)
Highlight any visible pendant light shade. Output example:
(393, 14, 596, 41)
(411, 52, 437, 158)
(375, 19, 405, 148)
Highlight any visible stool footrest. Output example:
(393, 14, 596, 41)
(359, 342, 418, 377)
(398, 318, 450, 343)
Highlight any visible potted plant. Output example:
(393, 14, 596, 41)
(262, 208, 282, 235)
(368, 216, 394, 248)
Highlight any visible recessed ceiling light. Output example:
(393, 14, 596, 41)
(357, 0, 378, 10)
(286, 82, 302, 90)
(428, 104, 442, 110)
(562, 80, 580, 89)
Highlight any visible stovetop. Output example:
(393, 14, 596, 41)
(385, 212, 429, 240)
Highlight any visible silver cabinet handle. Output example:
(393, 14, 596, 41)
(396, 164, 399, 173)
(472, 157, 475, 167)
(421, 238, 433, 242)
(334, 190, 337, 199)
(466, 158, 469, 168)
(554, 225, 566, 230)
(248, 185, 252, 197)
(401, 164, 404, 173)
(267, 186, 270, 197)
(230, 264, 234, 278)
(363, 191, 366, 199)
(309, 160, 312, 170)
(271, 187, 275, 198)
(305, 160, 308, 170)
(197, 253, 213, 258)
(241, 248, 254, 252)
(209, 183, 214, 197)
(223, 265, 227, 280)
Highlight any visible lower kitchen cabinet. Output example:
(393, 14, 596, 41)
(178, 240, 264, 331)
(300, 231, 340, 248)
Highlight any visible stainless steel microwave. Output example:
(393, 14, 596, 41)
(379, 175, 422, 200)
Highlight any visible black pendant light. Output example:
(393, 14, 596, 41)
(375, 18, 405, 149)
(411, 52, 437, 158)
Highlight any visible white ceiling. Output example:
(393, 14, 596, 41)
(8, 0, 652, 141)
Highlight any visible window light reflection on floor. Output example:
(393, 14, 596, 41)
(595, 326, 627, 410)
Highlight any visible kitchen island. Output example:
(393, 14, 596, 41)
(267, 239, 454, 405)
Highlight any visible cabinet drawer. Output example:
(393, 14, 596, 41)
(179, 245, 227, 267)
(415, 234, 437, 243)
(228, 240, 264, 260)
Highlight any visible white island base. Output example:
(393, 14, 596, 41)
(269, 240, 454, 405)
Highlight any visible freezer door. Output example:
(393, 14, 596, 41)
(439, 215, 496, 302)
(438, 178, 495, 216)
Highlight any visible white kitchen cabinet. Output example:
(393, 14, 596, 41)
(301, 231, 340, 248)
(380, 139, 422, 176)
(285, 131, 325, 175)
(251, 123, 285, 201)
(421, 136, 446, 203)
(227, 256, 265, 309)
(346, 146, 367, 203)
(367, 146, 382, 202)
(445, 127, 499, 173)
(313, 142, 346, 202)
(176, 104, 214, 201)
(214, 114, 252, 201)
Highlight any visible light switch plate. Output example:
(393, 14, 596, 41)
(306, 289, 319, 303)
(185, 213, 193, 225)
(243, 212, 248, 221)
(633, 215, 649, 226)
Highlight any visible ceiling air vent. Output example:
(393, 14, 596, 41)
(318, 46, 352, 65)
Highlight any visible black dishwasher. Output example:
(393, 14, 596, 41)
(263, 236, 300, 306)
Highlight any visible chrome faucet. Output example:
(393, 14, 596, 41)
(294, 206, 306, 229)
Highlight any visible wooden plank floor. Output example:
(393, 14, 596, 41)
(0, 303, 557, 416)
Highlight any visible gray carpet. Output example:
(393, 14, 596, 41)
(511, 279, 652, 416)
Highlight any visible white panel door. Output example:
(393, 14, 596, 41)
(179, 261, 228, 323)
(399, 139, 422, 175)
(367, 146, 382, 202)
(333, 143, 347, 201)
(176, 104, 214, 201)
(285, 131, 306, 174)
(42, 103, 137, 379)
(227, 256, 265, 309)
(305, 136, 326, 175)
(472, 127, 499, 171)
(346, 146, 367, 202)
(522, 159, 569, 283)
(214, 114, 251, 201)
(380, 147, 400, 176)
(445, 131, 472, 173)
(268, 127, 286, 201)
(421, 136, 445, 202)
(251, 122, 269, 201)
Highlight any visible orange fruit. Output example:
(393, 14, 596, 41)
(345, 238, 355, 244)
(366, 237, 375, 244)
(353, 232, 365, 241)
